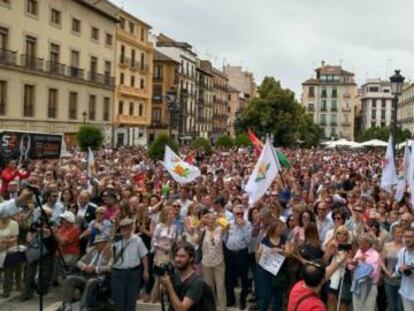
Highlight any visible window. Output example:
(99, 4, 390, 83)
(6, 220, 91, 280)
(48, 89, 58, 118)
(131, 49, 135, 66)
(25, 36, 36, 58)
(332, 88, 337, 98)
(23, 85, 35, 117)
(308, 103, 314, 111)
(371, 108, 376, 119)
(129, 102, 134, 115)
(140, 53, 145, 70)
(0, 27, 8, 50)
(72, 18, 81, 33)
(70, 50, 79, 67)
(0, 81, 6, 115)
(368, 86, 379, 92)
(130, 75, 135, 87)
(320, 100, 327, 111)
(154, 65, 162, 79)
(320, 113, 327, 125)
(105, 33, 113, 46)
(104, 61, 111, 80)
(140, 27, 145, 42)
(50, 43, 59, 64)
(139, 104, 143, 116)
(152, 108, 161, 122)
(129, 22, 134, 34)
(50, 9, 61, 25)
(69, 92, 77, 119)
(382, 99, 386, 109)
(103, 97, 110, 121)
(308, 86, 314, 97)
(91, 27, 99, 41)
(89, 95, 96, 120)
(26, 0, 38, 16)
(321, 88, 327, 98)
(118, 101, 123, 114)
(153, 85, 162, 100)
(331, 100, 337, 111)
(381, 109, 386, 120)
(119, 17, 125, 29)
(120, 45, 125, 63)
(140, 79, 145, 89)
(120, 73, 124, 85)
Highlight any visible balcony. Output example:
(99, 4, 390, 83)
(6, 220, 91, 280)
(119, 84, 149, 98)
(46, 61, 66, 76)
(151, 121, 168, 129)
(119, 56, 130, 67)
(330, 121, 338, 126)
(308, 106, 315, 112)
(0, 48, 17, 66)
(116, 114, 148, 125)
(21, 54, 44, 71)
(320, 121, 327, 126)
(67, 66, 85, 80)
(320, 106, 327, 112)
(87, 72, 115, 87)
(342, 107, 351, 112)
(331, 106, 338, 112)
(130, 62, 149, 73)
(341, 121, 351, 126)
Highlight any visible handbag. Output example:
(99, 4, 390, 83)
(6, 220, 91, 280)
(4, 245, 27, 268)
(194, 230, 206, 264)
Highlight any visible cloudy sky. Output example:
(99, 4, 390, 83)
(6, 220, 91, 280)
(110, 0, 414, 97)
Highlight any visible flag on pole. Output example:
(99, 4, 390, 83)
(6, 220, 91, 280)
(87, 147, 95, 179)
(381, 135, 398, 193)
(395, 141, 410, 202)
(247, 129, 291, 168)
(163, 145, 200, 184)
(245, 138, 280, 204)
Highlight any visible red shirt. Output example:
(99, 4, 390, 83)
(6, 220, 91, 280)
(57, 226, 80, 255)
(287, 280, 326, 311)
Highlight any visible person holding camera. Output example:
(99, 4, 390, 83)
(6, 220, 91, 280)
(159, 242, 216, 311)
(111, 218, 149, 311)
(395, 227, 414, 311)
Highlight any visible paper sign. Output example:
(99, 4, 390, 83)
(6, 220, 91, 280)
(258, 245, 285, 276)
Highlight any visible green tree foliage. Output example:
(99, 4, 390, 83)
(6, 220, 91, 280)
(191, 137, 212, 155)
(215, 135, 234, 149)
(235, 77, 323, 147)
(357, 126, 411, 143)
(234, 133, 252, 147)
(148, 134, 179, 160)
(76, 125, 104, 151)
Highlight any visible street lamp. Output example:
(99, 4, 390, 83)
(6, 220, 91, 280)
(389, 70, 405, 157)
(82, 111, 87, 124)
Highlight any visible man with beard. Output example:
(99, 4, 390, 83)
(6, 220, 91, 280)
(160, 242, 216, 311)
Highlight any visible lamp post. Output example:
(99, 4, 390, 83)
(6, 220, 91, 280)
(389, 70, 405, 158)
(82, 111, 87, 125)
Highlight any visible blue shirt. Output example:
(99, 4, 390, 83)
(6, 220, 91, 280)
(396, 247, 414, 301)
(225, 220, 252, 251)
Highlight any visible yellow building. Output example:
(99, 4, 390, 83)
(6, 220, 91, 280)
(95, 0, 153, 146)
(148, 49, 179, 143)
(0, 0, 117, 147)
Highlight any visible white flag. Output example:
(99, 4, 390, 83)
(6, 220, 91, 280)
(381, 135, 398, 193)
(245, 138, 280, 204)
(87, 147, 94, 178)
(395, 141, 410, 202)
(162, 145, 200, 184)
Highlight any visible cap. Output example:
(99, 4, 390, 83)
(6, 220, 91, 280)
(60, 211, 76, 224)
(119, 218, 134, 227)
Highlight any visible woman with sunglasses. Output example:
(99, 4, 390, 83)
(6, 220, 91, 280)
(323, 225, 354, 311)
(323, 210, 349, 249)
(200, 212, 227, 311)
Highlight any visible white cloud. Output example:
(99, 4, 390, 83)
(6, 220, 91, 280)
(110, 0, 414, 96)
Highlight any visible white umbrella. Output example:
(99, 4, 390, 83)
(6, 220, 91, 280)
(359, 139, 388, 147)
(397, 140, 413, 150)
(326, 138, 361, 148)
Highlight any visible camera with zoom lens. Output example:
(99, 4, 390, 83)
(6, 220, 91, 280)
(153, 263, 174, 277)
(403, 266, 414, 276)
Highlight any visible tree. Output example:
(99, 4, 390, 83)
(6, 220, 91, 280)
(215, 135, 234, 149)
(148, 134, 178, 160)
(191, 137, 212, 155)
(357, 126, 411, 143)
(234, 133, 252, 147)
(235, 76, 322, 147)
(76, 125, 104, 151)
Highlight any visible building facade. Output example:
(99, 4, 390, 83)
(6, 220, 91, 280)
(0, 0, 117, 147)
(196, 60, 213, 139)
(148, 49, 179, 143)
(156, 34, 197, 143)
(360, 79, 393, 131)
(227, 86, 244, 138)
(301, 63, 358, 140)
(223, 65, 256, 99)
(95, 1, 153, 146)
(211, 68, 228, 142)
(399, 83, 414, 134)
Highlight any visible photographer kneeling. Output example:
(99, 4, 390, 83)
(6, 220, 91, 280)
(60, 234, 113, 311)
(159, 242, 216, 311)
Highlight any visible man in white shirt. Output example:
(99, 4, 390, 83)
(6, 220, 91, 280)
(396, 227, 414, 311)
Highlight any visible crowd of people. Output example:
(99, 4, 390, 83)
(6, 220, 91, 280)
(0, 145, 414, 311)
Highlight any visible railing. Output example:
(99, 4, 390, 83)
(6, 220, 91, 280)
(331, 106, 338, 112)
(320, 107, 327, 112)
(331, 121, 338, 126)
(341, 121, 351, 126)
(342, 107, 351, 112)
(0, 48, 17, 65)
(308, 106, 314, 111)
(320, 121, 327, 126)
(67, 66, 85, 79)
(46, 61, 66, 76)
(87, 72, 115, 87)
(21, 54, 44, 71)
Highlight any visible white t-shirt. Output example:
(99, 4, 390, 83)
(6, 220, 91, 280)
(0, 219, 18, 240)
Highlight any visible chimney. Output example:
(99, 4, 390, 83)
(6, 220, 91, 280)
(321, 60, 325, 67)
